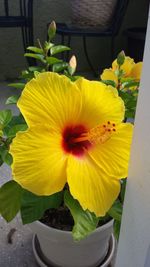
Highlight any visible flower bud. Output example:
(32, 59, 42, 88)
(48, 21, 56, 41)
(117, 51, 125, 66)
(69, 55, 77, 75)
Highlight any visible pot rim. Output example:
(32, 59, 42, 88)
(32, 218, 114, 236)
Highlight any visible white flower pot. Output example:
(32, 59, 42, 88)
(29, 219, 115, 267)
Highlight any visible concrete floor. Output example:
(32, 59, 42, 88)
(0, 83, 38, 267)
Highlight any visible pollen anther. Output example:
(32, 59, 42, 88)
(72, 121, 117, 145)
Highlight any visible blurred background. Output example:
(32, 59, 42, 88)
(0, 0, 149, 80)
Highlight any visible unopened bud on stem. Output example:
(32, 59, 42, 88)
(117, 50, 125, 66)
(69, 55, 77, 75)
(48, 21, 56, 41)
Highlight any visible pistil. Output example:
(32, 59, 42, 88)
(73, 121, 116, 145)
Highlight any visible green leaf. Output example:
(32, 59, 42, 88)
(101, 80, 116, 87)
(120, 179, 127, 203)
(0, 144, 7, 156)
(8, 83, 25, 89)
(21, 70, 34, 80)
(21, 190, 63, 224)
(117, 51, 125, 66)
(6, 95, 20, 105)
(28, 66, 44, 72)
(7, 124, 28, 138)
(24, 53, 45, 63)
(64, 191, 99, 241)
(119, 90, 138, 119)
(27, 46, 43, 54)
(3, 152, 13, 165)
(125, 108, 136, 119)
(108, 200, 122, 222)
(0, 155, 3, 166)
(115, 69, 124, 78)
(72, 75, 82, 81)
(113, 220, 121, 240)
(44, 41, 54, 51)
(0, 110, 12, 129)
(0, 145, 13, 165)
(34, 71, 41, 78)
(6, 114, 26, 127)
(52, 62, 69, 73)
(122, 81, 140, 89)
(50, 45, 70, 56)
(46, 57, 62, 65)
(0, 181, 23, 222)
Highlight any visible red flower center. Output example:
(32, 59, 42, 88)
(62, 125, 91, 157)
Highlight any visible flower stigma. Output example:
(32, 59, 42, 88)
(73, 121, 116, 145)
(62, 122, 116, 156)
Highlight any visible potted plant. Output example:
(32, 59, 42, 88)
(0, 22, 142, 267)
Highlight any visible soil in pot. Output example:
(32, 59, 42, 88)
(40, 206, 111, 231)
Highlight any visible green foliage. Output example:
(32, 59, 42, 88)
(3, 19, 72, 102)
(64, 191, 99, 241)
(108, 199, 122, 222)
(0, 114, 27, 167)
(2, 151, 13, 165)
(24, 53, 45, 63)
(27, 46, 43, 54)
(0, 181, 23, 222)
(0, 110, 12, 129)
(0, 155, 3, 166)
(46, 57, 62, 65)
(101, 80, 116, 87)
(6, 95, 20, 105)
(113, 220, 121, 240)
(50, 45, 70, 56)
(120, 179, 127, 203)
(8, 83, 25, 90)
(52, 62, 69, 73)
(44, 41, 54, 52)
(6, 124, 28, 138)
(21, 190, 63, 224)
(119, 90, 138, 119)
(122, 80, 139, 89)
(108, 179, 127, 240)
(3, 115, 26, 137)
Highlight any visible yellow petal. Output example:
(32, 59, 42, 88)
(17, 72, 82, 131)
(10, 127, 67, 195)
(67, 155, 120, 217)
(101, 68, 118, 87)
(88, 123, 133, 178)
(112, 57, 135, 77)
(75, 78, 125, 129)
(130, 62, 143, 80)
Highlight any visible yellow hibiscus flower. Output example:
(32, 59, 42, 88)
(10, 72, 133, 217)
(130, 62, 143, 80)
(101, 68, 119, 87)
(101, 57, 142, 89)
(112, 56, 135, 77)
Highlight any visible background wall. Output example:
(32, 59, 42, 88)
(0, 0, 149, 81)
